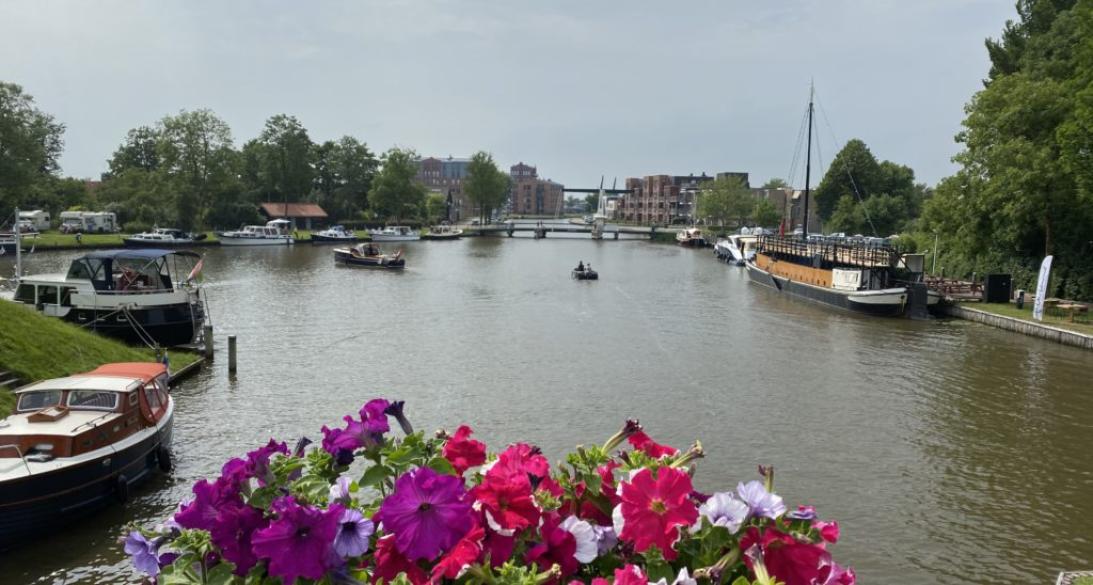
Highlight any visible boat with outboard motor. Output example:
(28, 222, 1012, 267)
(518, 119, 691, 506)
(123, 228, 206, 248)
(218, 219, 294, 246)
(421, 224, 463, 240)
(676, 227, 706, 247)
(572, 262, 599, 280)
(0, 362, 174, 549)
(371, 226, 420, 242)
(311, 225, 358, 243)
(11, 249, 207, 346)
(334, 242, 406, 269)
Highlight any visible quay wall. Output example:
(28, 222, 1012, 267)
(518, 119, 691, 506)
(943, 304, 1093, 350)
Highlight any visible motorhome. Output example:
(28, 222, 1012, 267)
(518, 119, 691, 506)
(58, 211, 118, 234)
(18, 210, 51, 231)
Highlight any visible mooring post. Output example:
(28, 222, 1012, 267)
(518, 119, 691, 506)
(228, 335, 237, 373)
(204, 325, 214, 359)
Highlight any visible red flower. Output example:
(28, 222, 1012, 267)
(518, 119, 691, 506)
(613, 564, 647, 585)
(373, 534, 428, 585)
(430, 524, 485, 581)
(616, 467, 697, 560)
(443, 425, 487, 475)
(526, 513, 579, 576)
(627, 431, 679, 458)
(482, 527, 516, 568)
(492, 443, 550, 480)
(474, 472, 540, 532)
(740, 526, 834, 585)
(814, 520, 840, 544)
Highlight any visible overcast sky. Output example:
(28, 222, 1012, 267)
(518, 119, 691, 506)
(0, 0, 1016, 188)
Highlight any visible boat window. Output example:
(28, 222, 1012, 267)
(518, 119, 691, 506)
(14, 283, 36, 303)
(144, 382, 162, 411)
(17, 390, 63, 412)
(37, 286, 59, 306)
(66, 259, 94, 280)
(67, 390, 119, 411)
(114, 258, 166, 291)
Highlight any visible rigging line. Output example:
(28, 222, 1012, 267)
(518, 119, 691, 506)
(786, 101, 810, 188)
(815, 93, 879, 237)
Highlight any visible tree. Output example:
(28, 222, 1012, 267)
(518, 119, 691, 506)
(368, 147, 426, 222)
(0, 82, 64, 214)
(812, 139, 883, 220)
(106, 125, 161, 177)
(752, 198, 782, 228)
(425, 193, 447, 224)
(696, 176, 752, 226)
(158, 109, 238, 230)
(464, 151, 510, 223)
(257, 114, 313, 201)
(761, 178, 789, 189)
(585, 194, 598, 213)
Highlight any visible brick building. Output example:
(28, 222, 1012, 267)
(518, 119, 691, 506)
(509, 163, 564, 216)
(619, 172, 750, 225)
(416, 156, 474, 221)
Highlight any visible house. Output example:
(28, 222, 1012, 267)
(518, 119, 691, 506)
(259, 203, 329, 230)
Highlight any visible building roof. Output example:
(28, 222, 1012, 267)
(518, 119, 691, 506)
(260, 203, 329, 219)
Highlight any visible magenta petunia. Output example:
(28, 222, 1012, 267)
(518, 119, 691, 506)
(245, 439, 288, 485)
(375, 467, 475, 561)
(251, 497, 344, 584)
(360, 398, 391, 435)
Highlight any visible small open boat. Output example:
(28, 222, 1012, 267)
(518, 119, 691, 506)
(572, 267, 599, 280)
(334, 243, 406, 269)
(0, 362, 174, 549)
(311, 225, 358, 243)
(422, 223, 463, 240)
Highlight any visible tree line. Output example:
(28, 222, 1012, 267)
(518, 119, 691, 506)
(0, 84, 510, 231)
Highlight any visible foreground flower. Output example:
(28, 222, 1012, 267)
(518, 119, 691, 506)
(245, 439, 288, 485)
(613, 564, 648, 585)
(616, 467, 698, 560)
(443, 425, 487, 475)
(741, 526, 847, 585)
(697, 492, 749, 534)
(213, 503, 266, 574)
(374, 534, 428, 585)
(124, 531, 160, 577)
(376, 466, 475, 560)
(334, 508, 375, 558)
(649, 567, 698, 585)
(736, 480, 786, 520)
(431, 524, 485, 581)
(474, 470, 540, 533)
(527, 513, 585, 576)
(627, 430, 679, 458)
(251, 497, 344, 583)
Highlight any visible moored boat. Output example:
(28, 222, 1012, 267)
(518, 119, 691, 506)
(334, 243, 406, 269)
(0, 362, 174, 549)
(123, 227, 205, 248)
(218, 219, 294, 246)
(676, 227, 706, 247)
(11, 249, 207, 346)
(371, 226, 420, 242)
(421, 224, 463, 240)
(311, 225, 358, 243)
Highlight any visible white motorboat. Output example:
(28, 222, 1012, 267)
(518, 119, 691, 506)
(123, 228, 205, 248)
(311, 225, 358, 243)
(371, 226, 420, 242)
(676, 227, 706, 247)
(218, 219, 294, 246)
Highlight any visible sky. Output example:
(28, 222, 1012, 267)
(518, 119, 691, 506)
(0, 0, 1017, 188)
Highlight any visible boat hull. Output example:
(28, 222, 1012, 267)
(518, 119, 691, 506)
(370, 235, 420, 242)
(421, 233, 462, 241)
(0, 411, 173, 550)
(218, 236, 294, 246)
(311, 234, 359, 244)
(745, 260, 908, 317)
(64, 302, 205, 346)
(334, 250, 405, 269)
(122, 238, 196, 248)
(572, 270, 598, 280)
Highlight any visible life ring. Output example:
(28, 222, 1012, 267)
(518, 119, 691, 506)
(157, 445, 173, 472)
(115, 474, 130, 503)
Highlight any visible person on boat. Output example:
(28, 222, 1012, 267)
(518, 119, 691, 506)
(576, 260, 584, 272)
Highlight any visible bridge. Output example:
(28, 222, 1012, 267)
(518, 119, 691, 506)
(462, 220, 669, 239)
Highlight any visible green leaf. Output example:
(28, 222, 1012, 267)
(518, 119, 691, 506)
(360, 463, 392, 488)
(426, 456, 456, 475)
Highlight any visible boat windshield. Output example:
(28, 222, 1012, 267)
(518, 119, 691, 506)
(16, 390, 63, 412)
(67, 390, 119, 411)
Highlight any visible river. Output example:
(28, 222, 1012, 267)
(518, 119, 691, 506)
(1, 229, 1090, 584)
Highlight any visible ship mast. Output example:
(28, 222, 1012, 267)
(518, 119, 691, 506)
(802, 83, 814, 238)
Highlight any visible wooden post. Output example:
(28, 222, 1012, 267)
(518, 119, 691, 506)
(228, 335, 237, 373)
(204, 325, 214, 359)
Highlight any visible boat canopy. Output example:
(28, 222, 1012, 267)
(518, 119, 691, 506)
(79, 249, 200, 261)
(67, 249, 200, 291)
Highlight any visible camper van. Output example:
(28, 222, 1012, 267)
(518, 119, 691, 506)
(58, 211, 118, 234)
(18, 210, 51, 231)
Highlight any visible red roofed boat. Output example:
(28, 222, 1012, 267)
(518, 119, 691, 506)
(0, 362, 174, 549)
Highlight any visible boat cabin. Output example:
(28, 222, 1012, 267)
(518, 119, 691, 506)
(0, 363, 170, 462)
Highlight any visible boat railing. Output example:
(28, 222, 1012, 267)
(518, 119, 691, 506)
(69, 411, 115, 434)
(757, 235, 897, 269)
(0, 444, 32, 475)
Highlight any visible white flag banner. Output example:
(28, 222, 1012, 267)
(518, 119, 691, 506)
(1032, 255, 1053, 321)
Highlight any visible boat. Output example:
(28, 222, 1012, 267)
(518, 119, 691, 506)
(311, 225, 358, 243)
(333, 243, 406, 269)
(217, 219, 294, 246)
(123, 228, 206, 248)
(0, 234, 29, 255)
(11, 249, 207, 346)
(370, 226, 420, 242)
(0, 362, 174, 549)
(421, 224, 463, 240)
(676, 227, 706, 247)
(743, 86, 940, 317)
(715, 233, 759, 266)
(572, 267, 599, 280)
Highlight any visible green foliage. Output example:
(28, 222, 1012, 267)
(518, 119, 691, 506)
(424, 192, 447, 224)
(0, 82, 64, 214)
(107, 125, 161, 176)
(813, 139, 923, 236)
(465, 151, 511, 223)
(369, 147, 427, 222)
(761, 177, 789, 189)
(313, 136, 379, 221)
(157, 109, 238, 230)
(585, 193, 598, 212)
(752, 198, 782, 228)
(697, 176, 753, 226)
(924, 0, 1093, 299)
(256, 114, 314, 200)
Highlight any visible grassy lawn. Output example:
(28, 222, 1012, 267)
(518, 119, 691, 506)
(0, 300, 201, 418)
(1072, 576, 1093, 585)
(975, 302, 1093, 336)
(22, 231, 221, 249)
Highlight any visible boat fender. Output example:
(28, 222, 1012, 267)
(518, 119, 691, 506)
(157, 445, 173, 472)
(115, 474, 130, 503)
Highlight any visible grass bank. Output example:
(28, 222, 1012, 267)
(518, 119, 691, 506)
(23, 231, 220, 249)
(975, 302, 1093, 336)
(0, 300, 201, 417)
